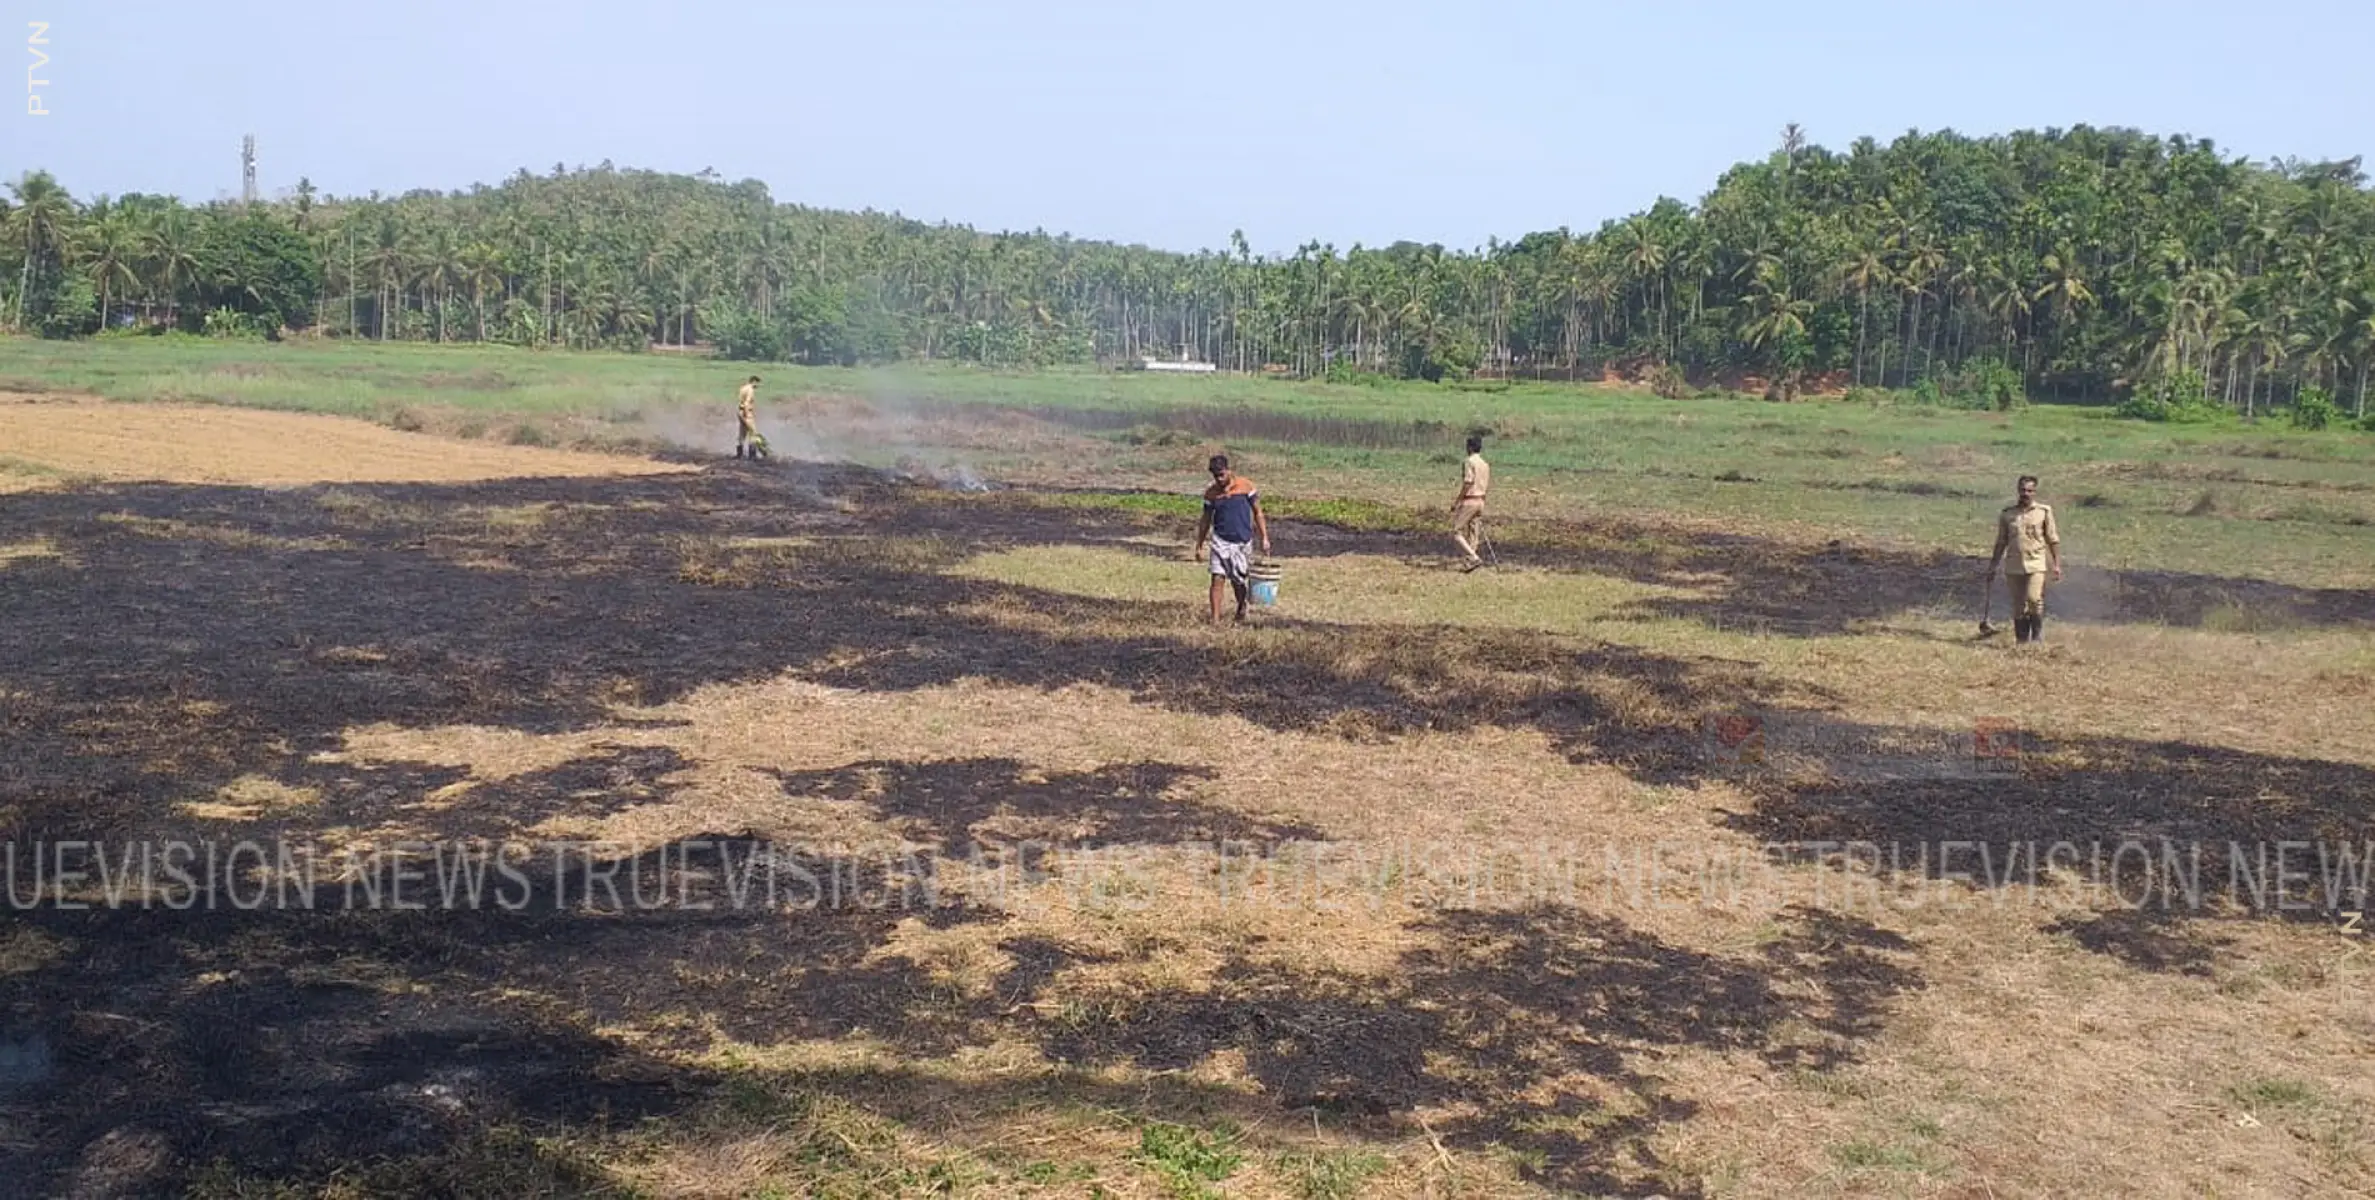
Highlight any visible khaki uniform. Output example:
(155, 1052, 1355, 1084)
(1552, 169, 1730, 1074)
(736, 382, 768, 456)
(1452, 453, 1490, 562)
(1997, 501, 2058, 618)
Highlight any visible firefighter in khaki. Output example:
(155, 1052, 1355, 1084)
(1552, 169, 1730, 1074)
(735, 375, 770, 460)
(1988, 474, 2062, 642)
(1451, 434, 1490, 570)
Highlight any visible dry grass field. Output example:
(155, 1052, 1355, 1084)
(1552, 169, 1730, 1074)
(2, 377, 2372, 1199)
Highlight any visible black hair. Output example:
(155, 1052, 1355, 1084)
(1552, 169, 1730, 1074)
(2018, 474, 2039, 488)
(1466, 435, 1483, 453)
(1208, 454, 1229, 472)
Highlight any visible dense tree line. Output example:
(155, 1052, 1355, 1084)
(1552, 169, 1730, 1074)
(7, 124, 2374, 413)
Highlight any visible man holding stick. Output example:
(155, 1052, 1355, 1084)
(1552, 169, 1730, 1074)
(1987, 474, 2062, 643)
(1451, 434, 1491, 571)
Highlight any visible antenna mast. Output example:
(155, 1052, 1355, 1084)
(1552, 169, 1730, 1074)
(241, 135, 258, 207)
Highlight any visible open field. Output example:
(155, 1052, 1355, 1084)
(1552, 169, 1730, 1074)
(7, 336, 2375, 587)
(2, 338, 2373, 1198)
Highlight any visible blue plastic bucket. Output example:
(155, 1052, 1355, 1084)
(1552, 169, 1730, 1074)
(1248, 561, 1282, 605)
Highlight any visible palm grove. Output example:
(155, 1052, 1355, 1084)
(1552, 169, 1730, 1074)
(6, 124, 2374, 418)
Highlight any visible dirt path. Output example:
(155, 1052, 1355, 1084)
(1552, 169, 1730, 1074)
(0, 394, 690, 486)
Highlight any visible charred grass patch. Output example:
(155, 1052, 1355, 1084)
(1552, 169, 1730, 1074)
(674, 533, 969, 588)
(2, 402, 2374, 1197)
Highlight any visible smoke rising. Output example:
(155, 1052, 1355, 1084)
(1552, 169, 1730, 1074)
(627, 367, 999, 492)
(2040, 564, 2116, 625)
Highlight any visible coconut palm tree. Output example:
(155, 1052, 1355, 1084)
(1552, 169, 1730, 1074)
(82, 202, 143, 330)
(1838, 240, 1889, 386)
(148, 204, 203, 328)
(7, 170, 76, 331)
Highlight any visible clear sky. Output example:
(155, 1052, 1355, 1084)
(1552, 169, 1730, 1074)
(10, 0, 2372, 256)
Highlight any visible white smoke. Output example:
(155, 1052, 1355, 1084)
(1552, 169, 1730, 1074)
(626, 365, 1007, 493)
(2041, 565, 2120, 625)
(633, 403, 742, 457)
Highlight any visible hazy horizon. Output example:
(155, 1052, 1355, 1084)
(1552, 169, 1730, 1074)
(12, 0, 2375, 257)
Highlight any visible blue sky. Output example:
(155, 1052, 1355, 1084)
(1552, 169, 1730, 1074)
(10, 0, 2372, 256)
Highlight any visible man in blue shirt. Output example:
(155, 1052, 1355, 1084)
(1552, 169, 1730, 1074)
(1194, 453, 1270, 622)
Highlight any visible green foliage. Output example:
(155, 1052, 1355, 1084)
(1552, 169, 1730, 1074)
(2289, 386, 2338, 431)
(1965, 359, 2029, 411)
(2116, 370, 2224, 423)
(1042, 327, 1095, 365)
(1907, 376, 1955, 408)
(34, 269, 96, 338)
(840, 290, 909, 364)
(1807, 306, 1854, 371)
(200, 306, 267, 340)
(950, 320, 1089, 369)
(950, 321, 1028, 367)
(193, 213, 322, 332)
(1907, 359, 2026, 410)
(778, 284, 852, 365)
(1323, 358, 1394, 386)
(9, 126, 2374, 413)
(1400, 327, 1481, 382)
(486, 298, 538, 347)
(707, 304, 785, 362)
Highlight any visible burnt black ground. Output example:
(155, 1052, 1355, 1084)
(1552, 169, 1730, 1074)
(0, 458, 2367, 1195)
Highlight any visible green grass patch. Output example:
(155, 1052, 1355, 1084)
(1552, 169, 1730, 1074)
(1036, 490, 1195, 519)
(1264, 495, 1434, 533)
(0, 456, 68, 478)
(1275, 1149, 1391, 1199)
(1133, 1121, 1244, 1197)
(2228, 1077, 2323, 1111)
(1033, 490, 1440, 538)
(1827, 1140, 1940, 1172)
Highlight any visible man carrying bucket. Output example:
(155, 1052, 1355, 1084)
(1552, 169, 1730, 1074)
(1194, 453, 1270, 623)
